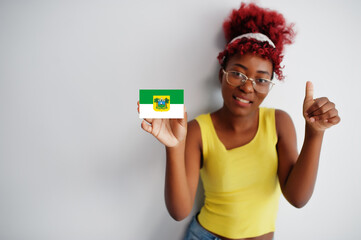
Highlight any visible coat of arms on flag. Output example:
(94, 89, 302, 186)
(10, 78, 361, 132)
(139, 89, 184, 119)
(153, 96, 170, 112)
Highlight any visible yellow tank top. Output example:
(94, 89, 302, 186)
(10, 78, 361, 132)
(195, 108, 280, 239)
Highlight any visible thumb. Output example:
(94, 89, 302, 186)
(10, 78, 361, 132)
(304, 81, 314, 102)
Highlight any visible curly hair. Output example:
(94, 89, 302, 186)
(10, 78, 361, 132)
(218, 3, 295, 80)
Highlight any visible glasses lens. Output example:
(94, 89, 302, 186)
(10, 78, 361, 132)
(254, 80, 272, 93)
(228, 71, 247, 86)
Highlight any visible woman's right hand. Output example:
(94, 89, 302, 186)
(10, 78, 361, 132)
(137, 101, 187, 147)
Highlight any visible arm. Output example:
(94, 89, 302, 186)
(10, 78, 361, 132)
(164, 120, 202, 221)
(139, 105, 202, 220)
(276, 82, 340, 208)
(276, 110, 324, 208)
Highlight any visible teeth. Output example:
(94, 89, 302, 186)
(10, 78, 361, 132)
(235, 96, 250, 103)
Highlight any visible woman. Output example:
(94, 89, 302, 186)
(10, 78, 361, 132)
(139, 3, 340, 240)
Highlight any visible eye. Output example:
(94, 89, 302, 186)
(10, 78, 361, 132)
(230, 71, 246, 80)
(230, 71, 240, 77)
(256, 78, 270, 84)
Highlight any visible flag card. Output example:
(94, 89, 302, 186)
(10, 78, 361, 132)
(139, 89, 184, 119)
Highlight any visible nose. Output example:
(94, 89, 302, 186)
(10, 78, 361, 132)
(239, 78, 254, 93)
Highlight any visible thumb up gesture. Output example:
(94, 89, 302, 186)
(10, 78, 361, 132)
(303, 81, 340, 132)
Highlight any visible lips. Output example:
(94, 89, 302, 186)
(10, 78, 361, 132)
(233, 95, 253, 104)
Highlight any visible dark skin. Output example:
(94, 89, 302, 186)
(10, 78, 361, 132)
(139, 53, 340, 240)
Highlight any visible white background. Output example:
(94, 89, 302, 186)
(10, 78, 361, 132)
(1, 0, 360, 239)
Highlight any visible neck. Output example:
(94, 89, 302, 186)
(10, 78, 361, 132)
(215, 105, 259, 132)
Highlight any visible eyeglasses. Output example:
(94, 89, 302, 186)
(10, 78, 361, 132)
(222, 69, 275, 94)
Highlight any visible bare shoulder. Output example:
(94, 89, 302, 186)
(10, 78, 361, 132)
(275, 109, 293, 123)
(275, 109, 295, 137)
(187, 119, 201, 135)
(188, 119, 200, 129)
(186, 119, 202, 150)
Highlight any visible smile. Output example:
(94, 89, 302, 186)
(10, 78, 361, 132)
(234, 96, 252, 104)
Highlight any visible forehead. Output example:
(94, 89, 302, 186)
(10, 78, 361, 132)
(226, 53, 273, 72)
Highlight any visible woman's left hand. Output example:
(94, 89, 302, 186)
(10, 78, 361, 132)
(303, 81, 341, 132)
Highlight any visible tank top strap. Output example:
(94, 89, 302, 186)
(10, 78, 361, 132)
(258, 108, 277, 144)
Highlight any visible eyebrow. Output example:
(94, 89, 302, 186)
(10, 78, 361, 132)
(232, 63, 271, 76)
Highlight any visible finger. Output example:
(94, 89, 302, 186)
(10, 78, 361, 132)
(319, 121, 335, 129)
(144, 118, 153, 124)
(304, 81, 314, 102)
(311, 108, 338, 122)
(326, 115, 341, 125)
(317, 117, 339, 129)
(306, 97, 329, 116)
(308, 101, 335, 117)
(141, 120, 153, 133)
(137, 101, 140, 113)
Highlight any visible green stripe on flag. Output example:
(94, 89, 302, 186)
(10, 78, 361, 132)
(139, 89, 184, 104)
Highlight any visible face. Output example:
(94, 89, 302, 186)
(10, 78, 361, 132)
(220, 52, 273, 117)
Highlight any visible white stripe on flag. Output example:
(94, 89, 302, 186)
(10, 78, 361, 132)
(139, 104, 184, 119)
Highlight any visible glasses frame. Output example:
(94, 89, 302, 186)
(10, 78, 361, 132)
(222, 69, 275, 93)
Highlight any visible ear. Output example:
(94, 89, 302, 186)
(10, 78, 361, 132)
(218, 68, 224, 83)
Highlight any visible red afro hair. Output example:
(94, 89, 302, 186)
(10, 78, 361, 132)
(218, 3, 295, 80)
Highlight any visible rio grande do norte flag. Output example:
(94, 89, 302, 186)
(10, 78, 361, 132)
(139, 89, 184, 119)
